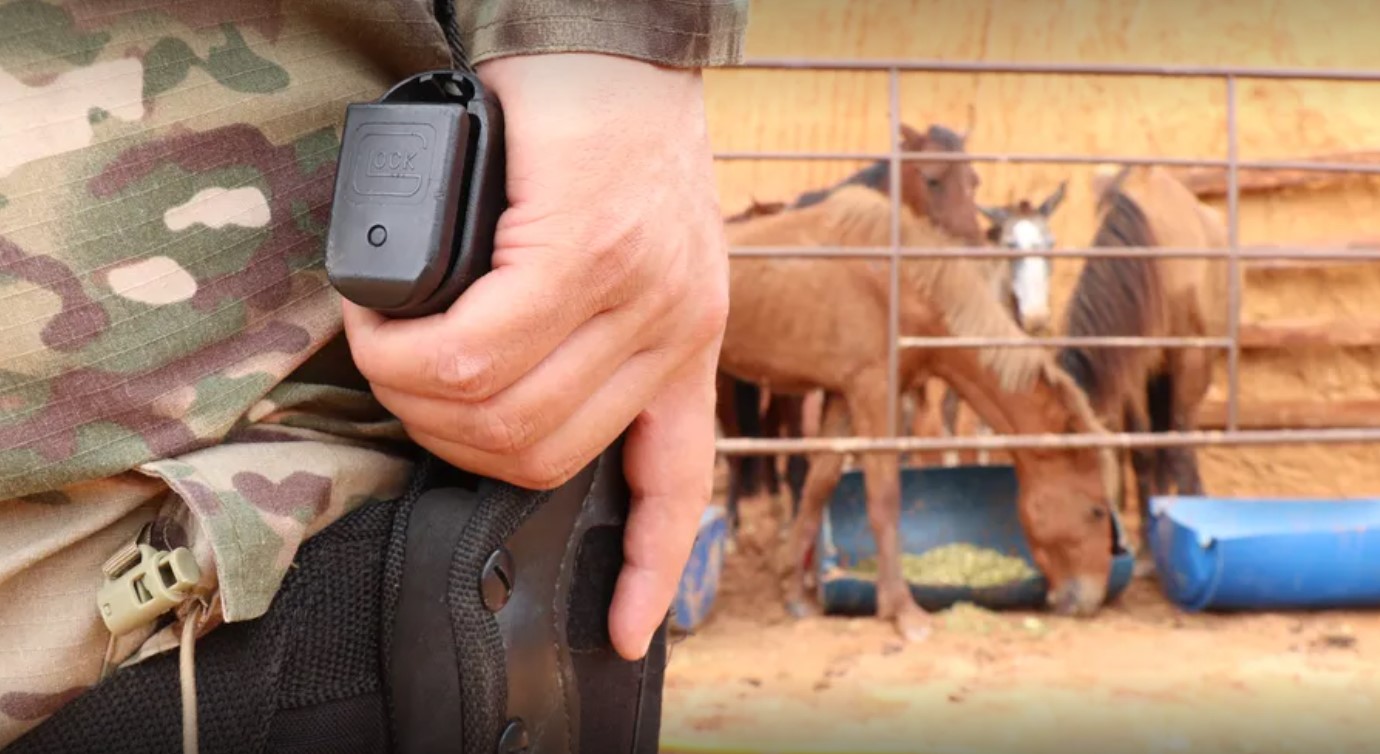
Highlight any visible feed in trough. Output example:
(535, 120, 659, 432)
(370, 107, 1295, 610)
(846, 543, 1038, 588)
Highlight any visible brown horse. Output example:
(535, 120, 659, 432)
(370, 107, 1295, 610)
(1056, 164, 1231, 575)
(719, 184, 1121, 640)
(718, 121, 991, 530)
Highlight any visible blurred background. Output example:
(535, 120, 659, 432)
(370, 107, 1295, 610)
(662, 2, 1380, 753)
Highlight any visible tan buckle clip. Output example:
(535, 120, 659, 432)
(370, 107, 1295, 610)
(97, 541, 202, 637)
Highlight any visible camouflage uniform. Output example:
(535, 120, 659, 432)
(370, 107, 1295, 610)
(0, 0, 747, 745)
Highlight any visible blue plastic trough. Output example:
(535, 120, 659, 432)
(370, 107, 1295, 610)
(1150, 495, 1380, 611)
(816, 464, 1136, 614)
(671, 504, 729, 632)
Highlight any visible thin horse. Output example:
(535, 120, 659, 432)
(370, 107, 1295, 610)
(720, 184, 1122, 640)
(1056, 164, 1231, 574)
(720, 120, 1033, 529)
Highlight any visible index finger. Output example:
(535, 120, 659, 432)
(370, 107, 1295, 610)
(606, 351, 718, 660)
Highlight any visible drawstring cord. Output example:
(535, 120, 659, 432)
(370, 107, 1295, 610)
(179, 600, 207, 754)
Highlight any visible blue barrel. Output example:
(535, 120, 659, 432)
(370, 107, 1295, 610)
(671, 505, 729, 631)
(817, 464, 1136, 614)
(1150, 495, 1380, 611)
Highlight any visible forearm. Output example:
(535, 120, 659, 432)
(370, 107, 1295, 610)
(450, 0, 749, 68)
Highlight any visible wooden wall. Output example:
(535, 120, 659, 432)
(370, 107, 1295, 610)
(704, 0, 1380, 406)
(705, 0, 1380, 299)
(703, 1, 1380, 496)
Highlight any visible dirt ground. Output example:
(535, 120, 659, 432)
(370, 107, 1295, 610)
(659, 467, 1380, 754)
(661, 173, 1380, 753)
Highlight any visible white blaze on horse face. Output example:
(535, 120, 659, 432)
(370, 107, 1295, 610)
(1005, 218, 1054, 332)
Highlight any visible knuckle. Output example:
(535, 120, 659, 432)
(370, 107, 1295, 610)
(514, 450, 582, 491)
(431, 345, 496, 400)
(582, 213, 646, 295)
(696, 282, 730, 340)
(470, 405, 536, 455)
(347, 341, 389, 386)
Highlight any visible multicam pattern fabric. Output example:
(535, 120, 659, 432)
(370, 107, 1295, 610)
(0, 0, 748, 745)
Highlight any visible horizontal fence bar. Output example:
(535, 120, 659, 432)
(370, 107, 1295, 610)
(729, 57, 1380, 82)
(726, 244, 1380, 260)
(714, 149, 1380, 175)
(897, 335, 1232, 349)
(712, 56, 1380, 462)
(714, 427, 1380, 455)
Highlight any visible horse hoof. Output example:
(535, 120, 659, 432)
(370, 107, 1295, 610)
(894, 610, 933, 643)
(785, 600, 816, 620)
(1133, 558, 1157, 580)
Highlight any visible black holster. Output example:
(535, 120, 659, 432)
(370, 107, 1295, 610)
(6, 441, 667, 754)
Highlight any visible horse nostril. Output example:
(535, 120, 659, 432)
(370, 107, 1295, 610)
(1049, 582, 1084, 615)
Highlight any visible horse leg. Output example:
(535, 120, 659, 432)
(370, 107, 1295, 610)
(780, 394, 809, 517)
(909, 380, 946, 467)
(940, 384, 965, 466)
(781, 392, 849, 619)
(1166, 349, 1214, 497)
(1146, 372, 1176, 503)
(761, 394, 785, 500)
(1124, 402, 1159, 578)
(716, 372, 746, 535)
(846, 374, 929, 642)
(953, 397, 983, 466)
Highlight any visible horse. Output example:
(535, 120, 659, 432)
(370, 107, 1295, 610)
(929, 181, 1069, 466)
(719, 183, 1122, 641)
(1055, 164, 1231, 576)
(718, 119, 1016, 534)
(717, 119, 988, 530)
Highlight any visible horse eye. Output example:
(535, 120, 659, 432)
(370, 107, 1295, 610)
(1089, 506, 1108, 522)
(926, 177, 942, 191)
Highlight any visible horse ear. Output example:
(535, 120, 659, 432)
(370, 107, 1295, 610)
(899, 122, 925, 147)
(978, 205, 1007, 224)
(1041, 362, 1102, 436)
(1039, 180, 1068, 216)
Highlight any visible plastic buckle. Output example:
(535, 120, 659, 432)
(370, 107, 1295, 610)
(97, 541, 202, 637)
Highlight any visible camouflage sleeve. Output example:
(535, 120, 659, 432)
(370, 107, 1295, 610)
(449, 0, 750, 68)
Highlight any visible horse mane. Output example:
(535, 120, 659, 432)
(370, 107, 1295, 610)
(923, 124, 965, 151)
(1058, 182, 1167, 414)
(793, 161, 889, 209)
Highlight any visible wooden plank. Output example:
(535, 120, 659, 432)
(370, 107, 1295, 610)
(1239, 319, 1380, 349)
(1197, 400, 1380, 430)
(1169, 151, 1380, 199)
(1240, 238, 1380, 272)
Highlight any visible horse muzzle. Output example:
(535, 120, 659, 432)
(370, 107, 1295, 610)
(1047, 575, 1106, 617)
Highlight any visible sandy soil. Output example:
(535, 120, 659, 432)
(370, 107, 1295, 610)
(660, 481, 1380, 754)
(663, 179, 1380, 753)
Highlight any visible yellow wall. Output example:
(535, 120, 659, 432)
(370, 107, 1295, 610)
(704, 0, 1380, 307)
(704, 1, 1380, 496)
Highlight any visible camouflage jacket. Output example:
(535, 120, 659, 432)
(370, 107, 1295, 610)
(0, 0, 747, 743)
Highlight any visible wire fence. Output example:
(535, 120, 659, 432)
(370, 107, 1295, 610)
(713, 57, 1380, 457)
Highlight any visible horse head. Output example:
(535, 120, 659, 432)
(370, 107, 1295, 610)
(978, 180, 1068, 335)
(897, 120, 984, 245)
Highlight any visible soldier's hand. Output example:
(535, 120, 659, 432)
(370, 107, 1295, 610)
(340, 52, 729, 661)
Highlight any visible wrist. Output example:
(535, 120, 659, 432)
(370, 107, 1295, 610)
(476, 53, 703, 128)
